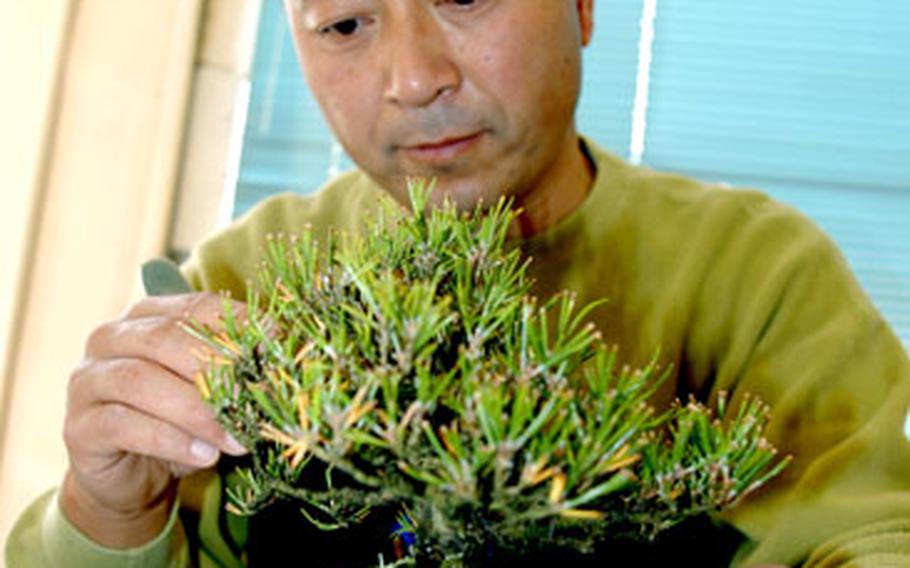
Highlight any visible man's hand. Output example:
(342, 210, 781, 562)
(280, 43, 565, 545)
(60, 293, 249, 548)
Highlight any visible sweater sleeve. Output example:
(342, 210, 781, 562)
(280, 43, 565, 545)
(4, 489, 189, 568)
(681, 196, 910, 567)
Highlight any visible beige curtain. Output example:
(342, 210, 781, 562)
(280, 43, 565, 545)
(0, 0, 204, 546)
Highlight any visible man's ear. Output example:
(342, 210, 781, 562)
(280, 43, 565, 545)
(577, 0, 595, 46)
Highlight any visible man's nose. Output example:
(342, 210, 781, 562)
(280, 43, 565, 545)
(382, 14, 461, 108)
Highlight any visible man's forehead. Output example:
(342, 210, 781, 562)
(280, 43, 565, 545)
(288, 0, 333, 19)
(292, 0, 366, 14)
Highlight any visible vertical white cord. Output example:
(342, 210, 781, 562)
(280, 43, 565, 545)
(215, 0, 265, 223)
(258, 15, 284, 133)
(630, 0, 658, 166)
(218, 79, 252, 226)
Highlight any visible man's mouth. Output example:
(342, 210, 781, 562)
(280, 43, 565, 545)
(398, 132, 484, 165)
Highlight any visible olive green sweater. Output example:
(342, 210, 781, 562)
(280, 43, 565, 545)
(7, 141, 910, 567)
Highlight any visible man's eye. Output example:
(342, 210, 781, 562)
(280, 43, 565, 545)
(319, 18, 363, 37)
(438, 0, 489, 12)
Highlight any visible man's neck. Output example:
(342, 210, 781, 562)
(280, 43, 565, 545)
(508, 132, 596, 239)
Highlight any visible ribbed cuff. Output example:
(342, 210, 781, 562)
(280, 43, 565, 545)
(805, 519, 910, 568)
(42, 490, 188, 568)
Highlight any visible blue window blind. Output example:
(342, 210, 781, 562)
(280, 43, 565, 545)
(235, 0, 909, 344)
(236, 0, 353, 216)
(639, 0, 910, 344)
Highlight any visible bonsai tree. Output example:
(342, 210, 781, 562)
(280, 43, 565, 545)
(181, 182, 788, 566)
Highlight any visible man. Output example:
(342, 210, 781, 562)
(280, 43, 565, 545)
(7, 1, 910, 566)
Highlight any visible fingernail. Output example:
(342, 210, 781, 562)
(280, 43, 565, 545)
(190, 438, 219, 464)
(224, 433, 248, 455)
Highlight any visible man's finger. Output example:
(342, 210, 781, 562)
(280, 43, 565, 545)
(69, 357, 247, 457)
(123, 292, 246, 328)
(84, 316, 209, 380)
(68, 403, 223, 470)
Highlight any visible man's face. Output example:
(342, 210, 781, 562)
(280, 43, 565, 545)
(285, 0, 594, 211)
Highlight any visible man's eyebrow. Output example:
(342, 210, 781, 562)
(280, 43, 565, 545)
(298, 0, 362, 8)
(287, 0, 312, 16)
(293, 0, 330, 13)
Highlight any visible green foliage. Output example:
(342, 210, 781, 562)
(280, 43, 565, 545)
(187, 181, 789, 564)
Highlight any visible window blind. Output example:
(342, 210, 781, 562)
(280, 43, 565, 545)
(640, 0, 910, 343)
(234, 0, 909, 343)
(235, 0, 352, 216)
